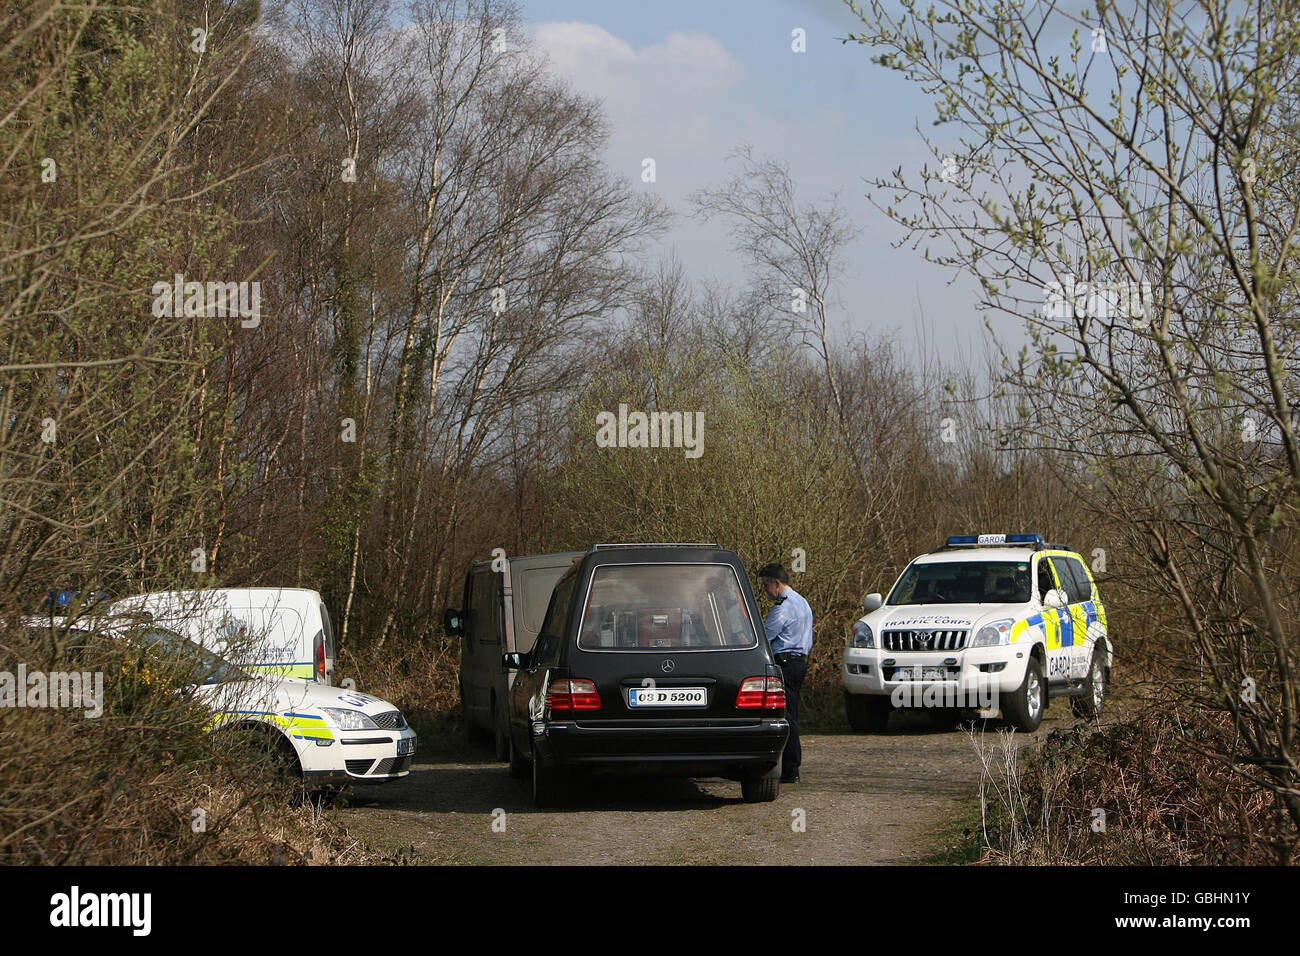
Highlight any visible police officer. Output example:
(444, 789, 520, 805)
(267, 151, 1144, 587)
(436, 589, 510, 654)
(759, 562, 812, 783)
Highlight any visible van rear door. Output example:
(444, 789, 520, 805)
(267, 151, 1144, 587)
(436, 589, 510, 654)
(462, 566, 501, 732)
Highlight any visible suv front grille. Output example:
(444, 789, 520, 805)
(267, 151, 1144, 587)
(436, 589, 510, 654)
(883, 629, 969, 651)
(371, 711, 407, 730)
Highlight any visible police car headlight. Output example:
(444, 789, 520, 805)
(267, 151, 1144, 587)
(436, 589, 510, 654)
(321, 707, 378, 730)
(971, 620, 1013, 647)
(850, 622, 875, 648)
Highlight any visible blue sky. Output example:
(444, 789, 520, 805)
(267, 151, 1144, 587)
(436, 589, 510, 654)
(522, 0, 1008, 360)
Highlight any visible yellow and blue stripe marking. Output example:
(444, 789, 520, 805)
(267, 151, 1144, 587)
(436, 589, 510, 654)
(209, 709, 334, 741)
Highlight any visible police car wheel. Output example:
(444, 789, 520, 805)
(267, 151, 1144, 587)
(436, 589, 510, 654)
(531, 744, 567, 808)
(845, 692, 891, 733)
(1071, 649, 1106, 719)
(507, 733, 530, 778)
(223, 725, 303, 799)
(1003, 657, 1044, 732)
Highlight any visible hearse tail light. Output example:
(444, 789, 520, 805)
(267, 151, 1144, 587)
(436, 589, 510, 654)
(736, 676, 785, 710)
(547, 678, 602, 712)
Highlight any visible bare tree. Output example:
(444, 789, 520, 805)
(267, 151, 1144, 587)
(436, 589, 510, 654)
(693, 145, 865, 483)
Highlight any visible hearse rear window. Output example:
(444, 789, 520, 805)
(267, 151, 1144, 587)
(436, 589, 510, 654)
(577, 564, 757, 651)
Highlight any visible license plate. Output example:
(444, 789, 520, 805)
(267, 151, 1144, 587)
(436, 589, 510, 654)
(627, 686, 707, 708)
(395, 737, 416, 756)
(895, 666, 949, 681)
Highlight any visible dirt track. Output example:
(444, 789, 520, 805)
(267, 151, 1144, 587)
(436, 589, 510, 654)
(336, 710, 1063, 865)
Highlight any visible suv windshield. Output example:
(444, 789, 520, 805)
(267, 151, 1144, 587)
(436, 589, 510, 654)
(577, 564, 757, 650)
(888, 561, 1031, 605)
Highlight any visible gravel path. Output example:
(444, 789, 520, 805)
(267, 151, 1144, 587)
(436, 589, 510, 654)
(336, 710, 1060, 865)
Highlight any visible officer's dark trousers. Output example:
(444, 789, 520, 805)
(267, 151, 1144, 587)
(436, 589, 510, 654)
(776, 655, 808, 776)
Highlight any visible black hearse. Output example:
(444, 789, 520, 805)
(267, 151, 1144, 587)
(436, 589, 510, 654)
(502, 544, 789, 807)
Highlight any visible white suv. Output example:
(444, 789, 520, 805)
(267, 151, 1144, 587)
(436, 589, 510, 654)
(842, 534, 1110, 732)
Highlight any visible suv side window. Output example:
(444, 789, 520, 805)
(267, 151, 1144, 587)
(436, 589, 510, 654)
(532, 576, 576, 667)
(1060, 556, 1094, 602)
(1035, 557, 1057, 602)
(1050, 556, 1087, 604)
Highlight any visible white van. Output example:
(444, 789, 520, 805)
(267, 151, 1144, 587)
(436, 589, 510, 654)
(446, 552, 584, 759)
(109, 588, 338, 686)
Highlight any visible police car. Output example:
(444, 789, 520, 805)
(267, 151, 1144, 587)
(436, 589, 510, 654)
(26, 608, 417, 788)
(201, 657, 419, 789)
(841, 534, 1110, 732)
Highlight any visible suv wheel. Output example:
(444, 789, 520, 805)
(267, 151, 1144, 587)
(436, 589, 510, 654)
(1071, 647, 1107, 719)
(741, 769, 780, 803)
(845, 692, 891, 733)
(1003, 656, 1044, 732)
(507, 732, 530, 778)
(530, 744, 566, 808)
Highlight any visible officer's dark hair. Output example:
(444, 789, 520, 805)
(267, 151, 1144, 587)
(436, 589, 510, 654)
(758, 563, 789, 584)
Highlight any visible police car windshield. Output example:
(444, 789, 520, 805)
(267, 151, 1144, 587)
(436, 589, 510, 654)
(132, 627, 248, 684)
(888, 561, 1031, 605)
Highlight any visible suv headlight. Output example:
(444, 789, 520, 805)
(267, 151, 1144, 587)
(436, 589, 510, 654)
(321, 707, 378, 730)
(971, 619, 1013, 647)
(850, 621, 875, 648)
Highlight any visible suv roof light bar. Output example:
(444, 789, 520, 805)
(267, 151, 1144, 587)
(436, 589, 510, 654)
(938, 533, 1046, 551)
(591, 542, 723, 550)
(935, 534, 1077, 553)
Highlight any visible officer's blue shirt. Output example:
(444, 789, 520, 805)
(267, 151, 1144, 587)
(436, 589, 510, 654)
(764, 586, 813, 655)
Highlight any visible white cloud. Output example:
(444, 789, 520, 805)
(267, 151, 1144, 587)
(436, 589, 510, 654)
(532, 22, 742, 105)
(528, 20, 989, 356)
(530, 20, 792, 212)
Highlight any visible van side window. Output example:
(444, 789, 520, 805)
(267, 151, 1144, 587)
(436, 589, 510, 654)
(472, 570, 500, 647)
(532, 577, 576, 666)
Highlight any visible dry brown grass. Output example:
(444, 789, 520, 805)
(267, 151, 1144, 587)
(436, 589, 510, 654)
(340, 634, 461, 739)
(972, 709, 1295, 865)
(0, 624, 388, 865)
